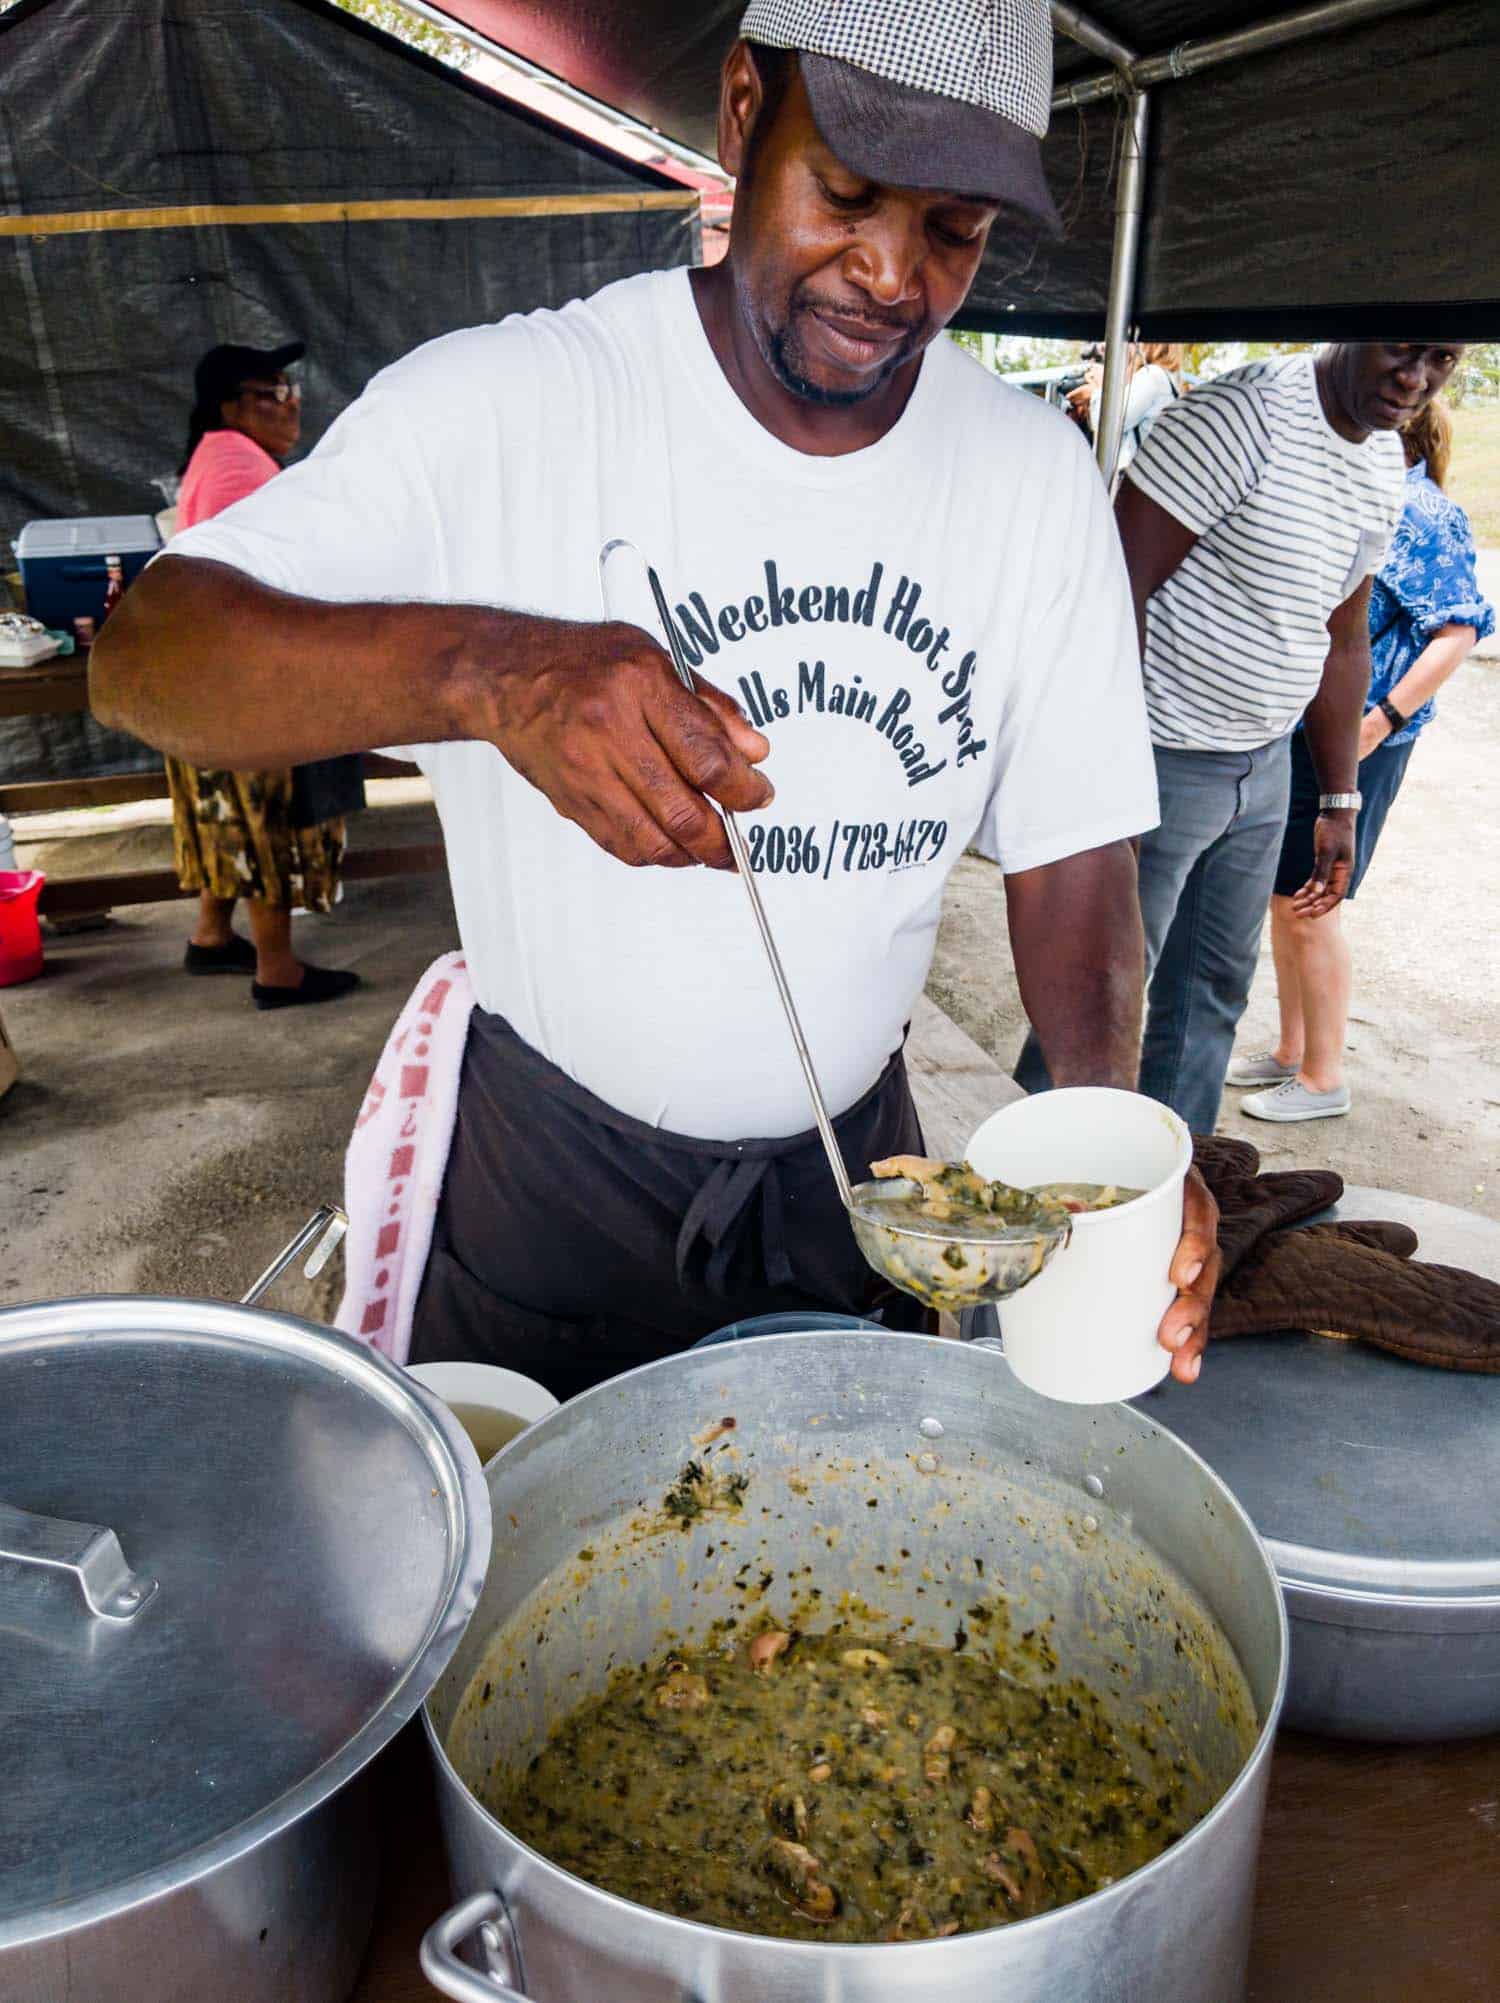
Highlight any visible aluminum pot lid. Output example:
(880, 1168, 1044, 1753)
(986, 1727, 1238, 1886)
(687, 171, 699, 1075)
(1146, 1186, 1500, 1620)
(0, 1295, 491, 1948)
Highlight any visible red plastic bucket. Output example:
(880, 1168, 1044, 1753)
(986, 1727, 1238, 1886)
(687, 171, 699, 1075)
(0, 871, 45, 985)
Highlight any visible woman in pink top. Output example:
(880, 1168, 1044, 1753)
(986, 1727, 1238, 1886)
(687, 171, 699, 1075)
(169, 342, 359, 1007)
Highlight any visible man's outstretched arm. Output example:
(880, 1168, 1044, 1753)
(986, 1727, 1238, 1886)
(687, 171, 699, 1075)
(91, 555, 772, 872)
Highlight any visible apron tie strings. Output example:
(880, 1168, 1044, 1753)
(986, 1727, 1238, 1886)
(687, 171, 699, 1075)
(676, 1155, 794, 1296)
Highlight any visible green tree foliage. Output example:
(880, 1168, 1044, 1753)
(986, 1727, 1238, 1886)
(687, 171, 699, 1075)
(950, 331, 1079, 373)
(330, 0, 475, 70)
(1449, 344, 1500, 405)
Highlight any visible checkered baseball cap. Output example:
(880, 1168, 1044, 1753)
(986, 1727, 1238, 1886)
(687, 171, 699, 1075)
(740, 0, 1060, 233)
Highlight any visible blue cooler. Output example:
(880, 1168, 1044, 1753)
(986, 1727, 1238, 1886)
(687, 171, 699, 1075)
(14, 516, 161, 633)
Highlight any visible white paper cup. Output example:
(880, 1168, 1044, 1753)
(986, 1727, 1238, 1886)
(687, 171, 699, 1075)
(965, 1088, 1192, 1404)
(406, 1361, 558, 1465)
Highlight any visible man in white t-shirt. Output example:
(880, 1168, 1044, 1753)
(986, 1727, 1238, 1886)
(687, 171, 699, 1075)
(94, 0, 1219, 1392)
(1018, 342, 1460, 1135)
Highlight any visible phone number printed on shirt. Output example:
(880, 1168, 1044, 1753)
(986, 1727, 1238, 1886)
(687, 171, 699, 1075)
(744, 818, 950, 878)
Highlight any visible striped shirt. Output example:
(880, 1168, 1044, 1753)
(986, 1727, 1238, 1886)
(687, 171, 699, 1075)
(1126, 355, 1406, 751)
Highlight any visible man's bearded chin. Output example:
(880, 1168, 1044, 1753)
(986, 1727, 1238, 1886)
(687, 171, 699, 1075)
(766, 312, 919, 407)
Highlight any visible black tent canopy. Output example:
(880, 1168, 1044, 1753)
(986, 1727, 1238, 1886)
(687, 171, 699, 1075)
(431, 0, 1500, 344)
(0, 0, 697, 778)
(0, 0, 698, 557)
(423, 0, 1498, 487)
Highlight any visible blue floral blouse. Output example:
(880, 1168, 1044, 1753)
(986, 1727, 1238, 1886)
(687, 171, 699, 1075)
(1367, 460, 1494, 746)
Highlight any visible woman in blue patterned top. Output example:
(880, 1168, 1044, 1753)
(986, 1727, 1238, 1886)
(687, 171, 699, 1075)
(1230, 397, 1494, 1121)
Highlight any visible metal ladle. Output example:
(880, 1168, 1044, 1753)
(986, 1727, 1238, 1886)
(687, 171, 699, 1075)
(598, 540, 1069, 1313)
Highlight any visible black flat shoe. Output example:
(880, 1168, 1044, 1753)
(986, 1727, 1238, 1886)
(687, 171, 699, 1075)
(185, 935, 257, 975)
(251, 964, 361, 1010)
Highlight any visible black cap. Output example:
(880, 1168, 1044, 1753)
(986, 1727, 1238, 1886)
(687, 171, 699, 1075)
(800, 55, 1061, 234)
(739, 0, 1061, 236)
(193, 341, 305, 411)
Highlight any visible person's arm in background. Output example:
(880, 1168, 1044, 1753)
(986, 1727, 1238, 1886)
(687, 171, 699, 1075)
(1359, 502, 1493, 759)
(1358, 621, 1477, 758)
(1291, 578, 1371, 916)
(1114, 478, 1200, 654)
(1115, 369, 1271, 649)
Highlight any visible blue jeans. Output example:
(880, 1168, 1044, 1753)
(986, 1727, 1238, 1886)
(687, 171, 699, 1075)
(1015, 737, 1292, 1135)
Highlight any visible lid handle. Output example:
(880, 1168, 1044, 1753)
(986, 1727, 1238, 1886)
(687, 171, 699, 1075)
(0, 1498, 158, 1622)
(240, 1203, 348, 1307)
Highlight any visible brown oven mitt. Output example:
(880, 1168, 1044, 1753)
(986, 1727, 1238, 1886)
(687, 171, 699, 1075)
(1190, 1133, 1345, 1279)
(1209, 1219, 1500, 1372)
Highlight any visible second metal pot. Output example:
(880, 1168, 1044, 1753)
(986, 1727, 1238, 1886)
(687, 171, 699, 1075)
(421, 1330, 1287, 2003)
(0, 1286, 490, 2003)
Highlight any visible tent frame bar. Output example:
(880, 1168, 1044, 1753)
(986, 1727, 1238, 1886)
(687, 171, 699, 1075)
(1053, 0, 1434, 110)
(1049, 0, 1432, 486)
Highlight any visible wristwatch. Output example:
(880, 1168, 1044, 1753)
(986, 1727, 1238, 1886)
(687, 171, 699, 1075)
(1377, 696, 1407, 732)
(1319, 791, 1362, 812)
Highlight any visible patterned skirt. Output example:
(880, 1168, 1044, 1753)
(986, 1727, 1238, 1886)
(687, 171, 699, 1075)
(166, 760, 344, 912)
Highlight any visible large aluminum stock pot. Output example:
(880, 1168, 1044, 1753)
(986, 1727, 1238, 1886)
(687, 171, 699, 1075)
(0, 1283, 490, 2003)
(421, 1331, 1287, 2003)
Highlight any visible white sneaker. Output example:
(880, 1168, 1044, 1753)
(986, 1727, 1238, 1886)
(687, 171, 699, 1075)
(1242, 1078, 1351, 1123)
(1225, 1050, 1299, 1087)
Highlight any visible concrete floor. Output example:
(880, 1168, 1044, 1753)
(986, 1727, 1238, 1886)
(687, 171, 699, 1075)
(0, 867, 457, 1317)
(2, 656, 1496, 1315)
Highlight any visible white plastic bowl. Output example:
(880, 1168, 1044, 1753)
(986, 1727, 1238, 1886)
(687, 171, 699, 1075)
(966, 1087, 1192, 1404)
(406, 1361, 558, 1465)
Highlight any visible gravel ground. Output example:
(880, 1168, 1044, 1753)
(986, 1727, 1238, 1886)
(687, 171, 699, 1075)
(2, 657, 1495, 1315)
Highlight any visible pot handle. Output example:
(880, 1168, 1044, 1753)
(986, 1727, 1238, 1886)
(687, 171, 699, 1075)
(0, 1499, 158, 1621)
(240, 1203, 348, 1307)
(420, 1891, 530, 2003)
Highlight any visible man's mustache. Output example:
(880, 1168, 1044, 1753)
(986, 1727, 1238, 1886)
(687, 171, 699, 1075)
(796, 294, 922, 337)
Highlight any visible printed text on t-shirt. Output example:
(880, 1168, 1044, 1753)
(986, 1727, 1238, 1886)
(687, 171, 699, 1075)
(744, 816, 950, 877)
(663, 558, 988, 788)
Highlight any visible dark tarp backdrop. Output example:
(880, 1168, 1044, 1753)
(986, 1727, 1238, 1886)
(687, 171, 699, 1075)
(0, 0, 696, 779)
(434, 0, 1500, 339)
(5, 0, 1498, 784)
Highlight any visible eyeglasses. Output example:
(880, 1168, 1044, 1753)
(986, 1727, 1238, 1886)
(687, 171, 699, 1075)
(238, 381, 302, 405)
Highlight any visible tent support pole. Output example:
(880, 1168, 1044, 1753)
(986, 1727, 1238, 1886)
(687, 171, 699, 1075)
(1050, 7, 1148, 489)
(1093, 87, 1150, 488)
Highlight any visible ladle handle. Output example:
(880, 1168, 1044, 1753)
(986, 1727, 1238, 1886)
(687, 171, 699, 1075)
(641, 562, 854, 1213)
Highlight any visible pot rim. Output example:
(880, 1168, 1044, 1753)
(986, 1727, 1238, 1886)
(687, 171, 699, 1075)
(422, 1329, 1289, 1956)
(0, 1294, 493, 1952)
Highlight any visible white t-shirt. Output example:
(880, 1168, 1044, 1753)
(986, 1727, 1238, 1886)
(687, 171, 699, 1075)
(171, 270, 1157, 1140)
(1126, 354, 1406, 752)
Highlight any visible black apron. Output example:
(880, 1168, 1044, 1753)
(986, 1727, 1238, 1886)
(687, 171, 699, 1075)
(408, 1009, 928, 1399)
